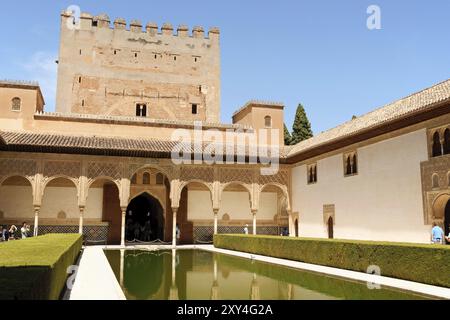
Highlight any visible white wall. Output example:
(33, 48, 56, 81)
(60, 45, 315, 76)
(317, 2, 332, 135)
(291, 129, 430, 243)
(0, 186, 34, 219)
(0, 186, 103, 220)
(187, 190, 278, 221)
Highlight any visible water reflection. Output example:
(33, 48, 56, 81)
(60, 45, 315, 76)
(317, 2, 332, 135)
(104, 249, 429, 300)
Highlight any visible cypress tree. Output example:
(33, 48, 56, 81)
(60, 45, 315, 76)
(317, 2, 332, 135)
(284, 124, 292, 146)
(291, 104, 313, 145)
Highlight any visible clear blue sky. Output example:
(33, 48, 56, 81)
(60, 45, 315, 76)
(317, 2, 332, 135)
(0, 0, 449, 134)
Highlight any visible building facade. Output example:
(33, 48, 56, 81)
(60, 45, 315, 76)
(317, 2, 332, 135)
(0, 11, 449, 245)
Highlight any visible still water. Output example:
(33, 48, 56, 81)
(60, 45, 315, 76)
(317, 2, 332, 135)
(105, 249, 430, 300)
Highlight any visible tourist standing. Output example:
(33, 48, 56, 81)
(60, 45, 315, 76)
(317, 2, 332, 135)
(244, 224, 249, 235)
(21, 222, 30, 239)
(8, 225, 18, 240)
(2, 226, 8, 241)
(431, 223, 444, 244)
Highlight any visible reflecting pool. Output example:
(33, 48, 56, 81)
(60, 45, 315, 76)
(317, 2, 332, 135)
(104, 249, 431, 300)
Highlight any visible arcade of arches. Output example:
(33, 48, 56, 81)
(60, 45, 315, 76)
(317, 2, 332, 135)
(0, 155, 293, 246)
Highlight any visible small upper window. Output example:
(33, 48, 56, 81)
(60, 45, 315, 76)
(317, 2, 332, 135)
(344, 152, 358, 176)
(136, 104, 147, 117)
(192, 104, 198, 115)
(307, 163, 317, 184)
(11, 98, 21, 111)
(264, 116, 272, 128)
(142, 173, 151, 185)
(432, 131, 442, 157)
(156, 173, 164, 185)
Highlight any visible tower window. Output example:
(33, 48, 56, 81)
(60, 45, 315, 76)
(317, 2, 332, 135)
(192, 104, 198, 115)
(78, 76, 82, 84)
(81, 99, 85, 107)
(136, 104, 147, 117)
(11, 97, 21, 111)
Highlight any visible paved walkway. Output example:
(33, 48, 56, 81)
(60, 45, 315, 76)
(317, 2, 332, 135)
(69, 247, 126, 300)
(69, 244, 450, 300)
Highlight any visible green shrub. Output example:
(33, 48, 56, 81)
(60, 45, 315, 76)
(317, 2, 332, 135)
(214, 235, 450, 288)
(0, 234, 83, 300)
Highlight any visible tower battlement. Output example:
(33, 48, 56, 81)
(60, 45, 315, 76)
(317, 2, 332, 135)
(56, 11, 221, 123)
(61, 11, 220, 40)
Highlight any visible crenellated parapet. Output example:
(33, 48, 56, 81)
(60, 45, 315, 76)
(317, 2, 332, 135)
(61, 11, 220, 40)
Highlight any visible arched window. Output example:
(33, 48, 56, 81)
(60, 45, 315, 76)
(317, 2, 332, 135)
(131, 174, 137, 185)
(352, 154, 358, 174)
(444, 129, 450, 155)
(447, 172, 450, 187)
(142, 172, 150, 185)
(11, 97, 21, 111)
(327, 217, 334, 239)
(346, 156, 352, 176)
(264, 116, 272, 128)
(432, 174, 440, 189)
(307, 164, 317, 184)
(156, 173, 164, 185)
(432, 132, 442, 157)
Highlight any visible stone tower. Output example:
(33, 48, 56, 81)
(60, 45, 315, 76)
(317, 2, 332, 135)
(55, 11, 221, 123)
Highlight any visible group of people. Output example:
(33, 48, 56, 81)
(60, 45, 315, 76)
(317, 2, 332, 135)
(0, 222, 31, 242)
(431, 223, 450, 244)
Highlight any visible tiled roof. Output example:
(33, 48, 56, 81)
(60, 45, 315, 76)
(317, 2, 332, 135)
(233, 100, 284, 118)
(0, 131, 290, 159)
(288, 79, 450, 158)
(35, 112, 251, 130)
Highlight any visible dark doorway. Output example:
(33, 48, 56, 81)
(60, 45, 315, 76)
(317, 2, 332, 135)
(126, 193, 164, 242)
(445, 200, 450, 242)
(327, 217, 334, 239)
(294, 219, 299, 237)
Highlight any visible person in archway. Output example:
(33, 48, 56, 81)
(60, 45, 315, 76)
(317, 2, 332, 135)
(431, 222, 444, 244)
(133, 221, 141, 241)
(445, 224, 450, 244)
(143, 219, 152, 242)
(244, 224, 249, 235)
(176, 224, 181, 244)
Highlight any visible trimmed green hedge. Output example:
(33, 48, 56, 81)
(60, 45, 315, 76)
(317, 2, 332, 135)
(0, 234, 83, 300)
(214, 235, 450, 288)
